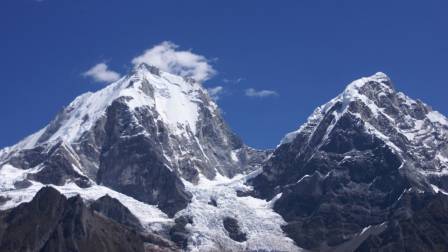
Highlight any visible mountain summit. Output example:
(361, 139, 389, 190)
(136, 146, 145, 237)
(252, 72, 448, 251)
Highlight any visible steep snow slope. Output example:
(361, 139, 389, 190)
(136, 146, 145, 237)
(8, 65, 201, 149)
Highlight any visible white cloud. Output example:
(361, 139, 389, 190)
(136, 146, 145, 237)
(245, 88, 278, 98)
(83, 63, 121, 83)
(132, 41, 216, 82)
(207, 86, 224, 101)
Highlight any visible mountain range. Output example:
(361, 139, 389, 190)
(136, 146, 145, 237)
(1, 65, 447, 252)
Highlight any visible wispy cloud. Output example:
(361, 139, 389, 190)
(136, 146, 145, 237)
(132, 41, 216, 82)
(207, 86, 224, 101)
(83, 63, 121, 83)
(223, 77, 244, 84)
(245, 88, 278, 98)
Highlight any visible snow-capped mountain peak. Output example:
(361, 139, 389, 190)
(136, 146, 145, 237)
(280, 72, 394, 145)
(9, 64, 211, 153)
(0, 63, 267, 216)
(280, 72, 448, 189)
(252, 72, 448, 252)
(323, 71, 395, 118)
(281, 72, 447, 143)
(0, 62, 282, 251)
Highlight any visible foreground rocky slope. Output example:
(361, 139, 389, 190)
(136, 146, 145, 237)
(251, 72, 448, 251)
(0, 187, 176, 252)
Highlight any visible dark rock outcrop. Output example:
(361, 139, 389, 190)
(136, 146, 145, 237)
(208, 197, 218, 207)
(13, 179, 32, 189)
(169, 215, 193, 249)
(90, 194, 143, 231)
(223, 217, 247, 242)
(0, 196, 9, 205)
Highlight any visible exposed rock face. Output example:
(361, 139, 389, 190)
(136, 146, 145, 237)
(0, 187, 175, 252)
(96, 98, 192, 216)
(357, 191, 448, 252)
(6, 142, 91, 188)
(28, 143, 92, 188)
(251, 73, 448, 251)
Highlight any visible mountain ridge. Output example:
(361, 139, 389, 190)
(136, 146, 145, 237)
(1, 70, 448, 251)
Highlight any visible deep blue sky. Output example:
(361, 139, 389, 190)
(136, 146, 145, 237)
(1, 0, 447, 149)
